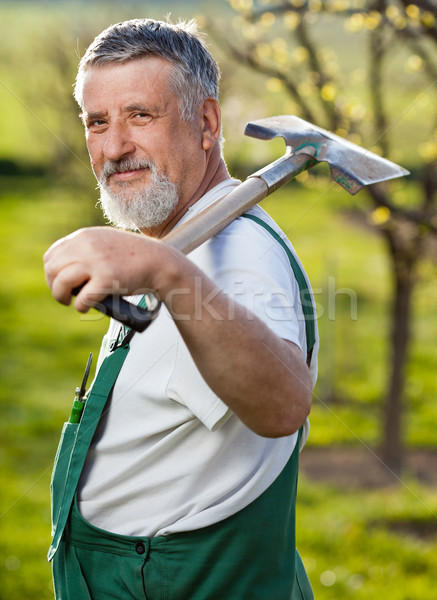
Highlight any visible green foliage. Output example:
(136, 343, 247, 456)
(0, 2, 436, 599)
(217, 0, 437, 188)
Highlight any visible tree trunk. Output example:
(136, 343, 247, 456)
(380, 233, 417, 473)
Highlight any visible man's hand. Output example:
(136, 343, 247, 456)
(43, 226, 178, 312)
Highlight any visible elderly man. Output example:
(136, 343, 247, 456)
(44, 18, 318, 600)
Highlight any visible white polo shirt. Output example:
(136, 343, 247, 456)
(77, 179, 318, 537)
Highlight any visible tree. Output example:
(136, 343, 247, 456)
(211, 0, 437, 472)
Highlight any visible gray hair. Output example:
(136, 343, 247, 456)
(74, 18, 221, 120)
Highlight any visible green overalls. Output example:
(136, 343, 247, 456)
(48, 215, 316, 599)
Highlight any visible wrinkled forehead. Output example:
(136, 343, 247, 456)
(77, 56, 177, 109)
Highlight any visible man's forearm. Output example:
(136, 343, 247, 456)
(160, 255, 313, 437)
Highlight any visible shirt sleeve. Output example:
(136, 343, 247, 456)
(166, 335, 231, 431)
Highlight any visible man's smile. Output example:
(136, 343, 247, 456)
(98, 158, 153, 187)
(109, 167, 147, 184)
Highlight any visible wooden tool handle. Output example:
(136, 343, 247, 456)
(163, 176, 269, 254)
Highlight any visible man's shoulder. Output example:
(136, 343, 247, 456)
(214, 204, 298, 266)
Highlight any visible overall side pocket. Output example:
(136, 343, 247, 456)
(50, 422, 79, 534)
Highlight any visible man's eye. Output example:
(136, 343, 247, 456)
(133, 113, 153, 123)
(87, 120, 107, 130)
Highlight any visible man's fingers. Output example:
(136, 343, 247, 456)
(43, 234, 80, 288)
(72, 282, 109, 314)
(50, 264, 90, 308)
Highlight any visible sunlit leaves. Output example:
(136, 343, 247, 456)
(343, 3, 437, 34)
(348, 102, 367, 121)
(309, 0, 322, 11)
(222, 0, 437, 176)
(421, 11, 436, 29)
(386, 4, 401, 23)
(419, 136, 437, 164)
(405, 55, 425, 74)
(271, 37, 291, 65)
(266, 77, 285, 92)
(385, 3, 437, 31)
(321, 83, 337, 102)
(370, 206, 391, 226)
(291, 45, 309, 64)
(345, 10, 382, 32)
(284, 11, 300, 30)
(298, 80, 317, 98)
(228, 0, 253, 12)
(256, 41, 272, 60)
(260, 11, 275, 28)
(327, 0, 353, 11)
(344, 12, 366, 32)
(405, 4, 420, 21)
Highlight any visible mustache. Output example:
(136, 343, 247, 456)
(99, 158, 156, 184)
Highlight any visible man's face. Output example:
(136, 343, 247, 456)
(80, 57, 205, 231)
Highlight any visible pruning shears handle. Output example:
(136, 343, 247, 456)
(69, 352, 93, 424)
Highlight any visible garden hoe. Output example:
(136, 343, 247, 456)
(95, 114, 410, 330)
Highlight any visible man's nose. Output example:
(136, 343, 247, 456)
(103, 121, 136, 161)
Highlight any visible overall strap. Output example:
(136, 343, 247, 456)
(240, 213, 316, 366)
(48, 343, 131, 560)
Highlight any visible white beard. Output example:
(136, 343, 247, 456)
(97, 158, 179, 230)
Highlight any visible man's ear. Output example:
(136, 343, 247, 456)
(200, 98, 222, 151)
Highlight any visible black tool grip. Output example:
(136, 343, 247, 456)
(72, 286, 161, 332)
(98, 295, 160, 332)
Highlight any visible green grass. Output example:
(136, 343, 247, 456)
(0, 179, 106, 599)
(0, 2, 436, 596)
(0, 177, 436, 599)
(297, 477, 437, 599)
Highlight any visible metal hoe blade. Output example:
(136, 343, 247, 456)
(245, 115, 410, 195)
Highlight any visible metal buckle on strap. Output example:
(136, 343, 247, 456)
(109, 326, 135, 351)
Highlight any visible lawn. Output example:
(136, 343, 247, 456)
(0, 1, 436, 597)
(0, 176, 436, 599)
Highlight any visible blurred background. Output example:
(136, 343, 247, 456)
(1, 0, 436, 598)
